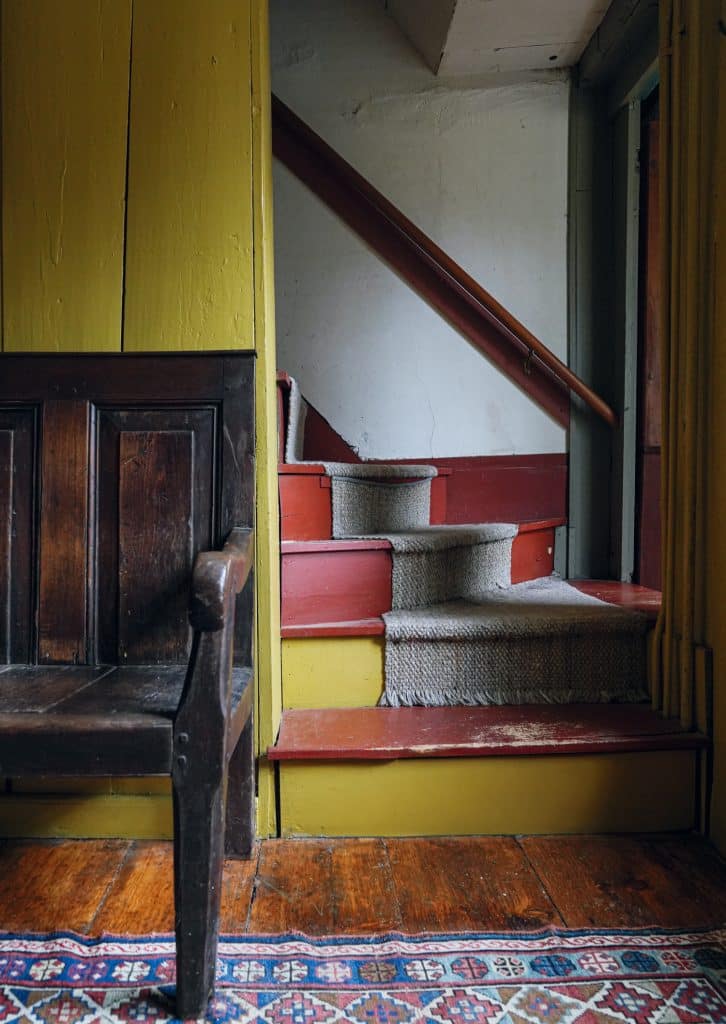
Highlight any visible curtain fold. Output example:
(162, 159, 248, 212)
(651, 0, 720, 729)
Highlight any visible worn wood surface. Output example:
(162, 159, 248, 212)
(1, 0, 131, 352)
(1, 835, 724, 935)
(123, 0, 254, 351)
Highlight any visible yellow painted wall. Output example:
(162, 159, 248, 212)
(279, 751, 697, 837)
(1, 0, 131, 351)
(0, 0, 281, 837)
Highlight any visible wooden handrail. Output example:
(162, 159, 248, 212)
(272, 95, 618, 430)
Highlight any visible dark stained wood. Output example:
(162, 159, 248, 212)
(0, 666, 114, 712)
(250, 839, 335, 934)
(97, 407, 216, 664)
(222, 357, 255, 668)
(190, 529, 254, 633)
(268, 704, 706, 762)
(119, 430, 194, 663)
(521, 834, 726, 929)
(0, 840, 130, 933)
(0, 410, 35, 664)
(225, 715, 256, 859)
(0, 354, 225, 403)
(387, 837, 562, 932)
(38, 401, 90, 664)
(0, 354, 257, 1022)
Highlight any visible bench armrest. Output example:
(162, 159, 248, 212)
(189, 528, 254, 632)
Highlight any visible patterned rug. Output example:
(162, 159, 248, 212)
(1, 928, 725, 1023)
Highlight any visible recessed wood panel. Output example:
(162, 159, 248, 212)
(38, 401, 90, 664)
(0, 411, 35, 663)
(123, 0, 254, 351)
(96, 409, 216, 664)
(118, 432, 194, 663)
(1, 0, 131, 352)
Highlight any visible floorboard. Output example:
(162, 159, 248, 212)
(521, 834, 726, 928)
(0, 839, 129, 934)
(0, 835, 724, 936)
(386, 837, 562, 932)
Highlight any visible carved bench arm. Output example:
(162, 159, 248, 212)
(189, 528, 254, 632)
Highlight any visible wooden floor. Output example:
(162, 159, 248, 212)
(1, 834, 725, 936)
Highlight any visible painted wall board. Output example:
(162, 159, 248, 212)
(1, 0, 131, 352)
(123, 0, 254, 351)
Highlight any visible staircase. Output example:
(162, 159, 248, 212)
(269, 375, 706, 838)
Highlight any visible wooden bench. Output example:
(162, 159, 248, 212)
(0, 354, 256, 1019)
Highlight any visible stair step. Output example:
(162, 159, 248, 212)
(269, 704, 706, 761)
(281, 520, 564, 630)
(279, 464, 450, 540)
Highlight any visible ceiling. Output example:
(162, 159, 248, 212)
(387, 0, 612, 75)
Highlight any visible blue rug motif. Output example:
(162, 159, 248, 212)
(0, 928, 724, 1023)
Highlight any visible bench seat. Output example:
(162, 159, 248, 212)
(0, 665, 253, 776)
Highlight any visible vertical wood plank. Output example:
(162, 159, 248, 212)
(0, 433, 13, 661)
(118, 432, 193, 663)
(123, 0, 254, 351)
(0, 410, 37, 664)
(1, 0, 131, 352)
(38, 401, 90, 664)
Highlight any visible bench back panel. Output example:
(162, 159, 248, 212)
(0, 354, 254, 668)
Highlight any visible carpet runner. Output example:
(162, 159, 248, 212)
(0, 928, 724, 1023)
(283, 376, 650, 709)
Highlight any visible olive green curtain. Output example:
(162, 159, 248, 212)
(651, 0, 721, 728)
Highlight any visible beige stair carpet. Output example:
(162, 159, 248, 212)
(382, 576, 650, 707)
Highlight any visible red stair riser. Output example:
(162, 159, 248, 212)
(511, 528, 556, 584)
(429, 476, 448, 524)
(280, 473, 332, 541)
(282, 548, 393, 626)
(281, 527, 557, 629)
(279, 469, 449, 540)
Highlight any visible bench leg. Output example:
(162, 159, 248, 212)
(225, 711, 255, 858)
(172, 765, 226, 1020)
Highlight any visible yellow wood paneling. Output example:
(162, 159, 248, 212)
(279, 750, 697, 837)
(1, 0, 131, 352)
(283, 637, 384, 709)
(0, 796, 173, 840)
(123, 0, 254, 351)
(252, 0, 281, 837)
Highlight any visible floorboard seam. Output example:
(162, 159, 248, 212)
(243, 843, 264, 933)
(514, 836, 567, 928)
(86, 840, 135, 935)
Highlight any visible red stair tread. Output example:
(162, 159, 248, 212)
(282, 618, 385, 639)
(269, 704, 706, 761)
(571, 580, 661, 620)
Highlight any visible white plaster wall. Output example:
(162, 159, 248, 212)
(271, 0, 569, 458)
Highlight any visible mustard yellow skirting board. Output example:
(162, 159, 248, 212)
(0, 796, 174, 841)
(283, 637, 385, 709)
(278, 749, 698, 837)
